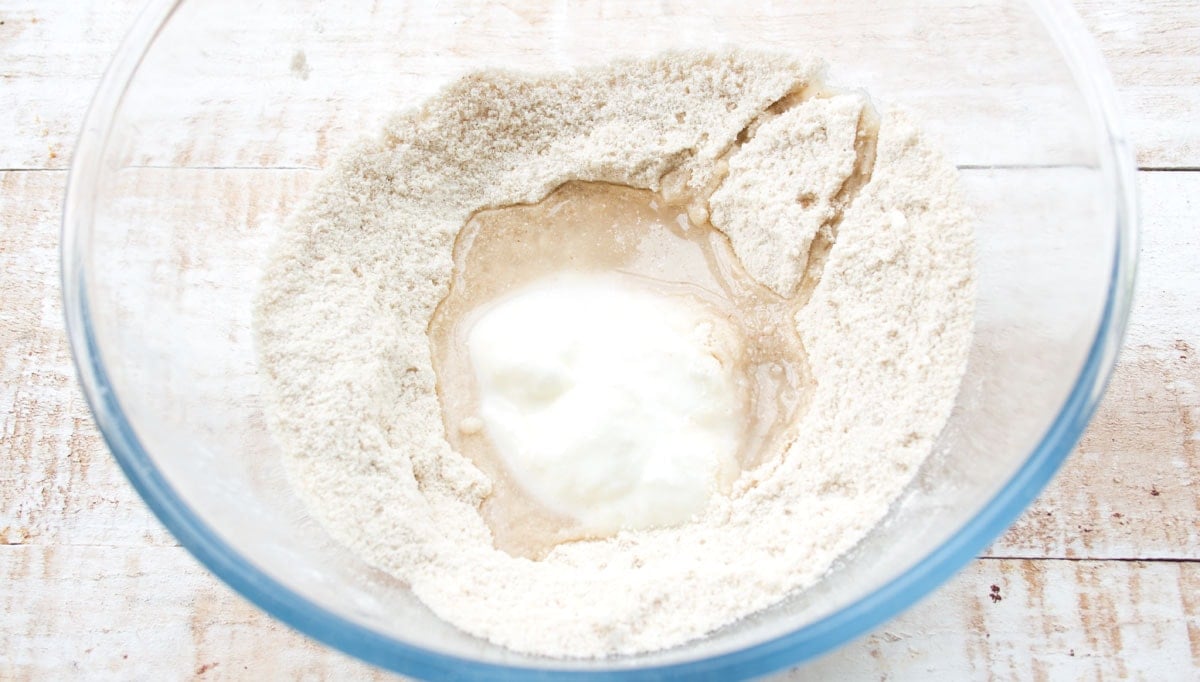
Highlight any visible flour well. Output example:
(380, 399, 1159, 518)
(428, 181, 812, 560)
(254, 50, 975, 657)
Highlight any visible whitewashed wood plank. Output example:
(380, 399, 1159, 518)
(1075, 0, 1200, 169)
(0, 544, 390, 680)
(2, 0, 1196, 170)
(2, 545, 1194, 680)
(988, 344, 1200, 561)
(1120, 173, 1200, 351)
(5, 166, 1194, 559)
(988, 171, 1200, 560)
(793, 558, 1200, 680)
(89, 0, 1107, 169)
(0, 2, 142, 169)
(0, 170, 174, 549)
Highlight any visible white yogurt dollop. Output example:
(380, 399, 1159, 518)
(467, 274, 746, 533)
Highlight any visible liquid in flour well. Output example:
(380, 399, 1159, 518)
(428, 181, 815, 559)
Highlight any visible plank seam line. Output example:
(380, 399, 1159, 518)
(1, 165, 1198, 172)
(980, 555, 1200, 564)
(0, 542, 184, 549)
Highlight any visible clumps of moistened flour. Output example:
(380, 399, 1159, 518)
(254, 50, 975, 657)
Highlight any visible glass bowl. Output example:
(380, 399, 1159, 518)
(61, 0, 1137, 678)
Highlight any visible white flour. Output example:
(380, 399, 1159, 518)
(254, 50, 975, 657)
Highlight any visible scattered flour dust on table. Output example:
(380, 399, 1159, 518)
(254, 50, 975, 657)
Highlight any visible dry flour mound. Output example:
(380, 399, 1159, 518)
(254, 50, 975, 657)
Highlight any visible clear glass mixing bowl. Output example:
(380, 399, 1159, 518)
(62, 0, 1137, 678)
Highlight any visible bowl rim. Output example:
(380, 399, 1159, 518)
(60, 0, 1138, 678)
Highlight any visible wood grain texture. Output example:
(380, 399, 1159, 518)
(2, 165, 1196, 681)
(1, 0, 1198, 679)
(0, 2, 142, 170)
(0, 170, 173, 550)
(4, 547, 1196, 680)
(0, 545, 387, 680)
(988, 171, 1200, 562)
(1, 0, 1198, 169)
(798, 559, 1200, 680)
(1080, 0, 1200, 168)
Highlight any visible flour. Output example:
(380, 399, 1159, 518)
(254, 50, 975, 657)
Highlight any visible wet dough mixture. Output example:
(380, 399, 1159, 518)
(255, 50, 975, 657)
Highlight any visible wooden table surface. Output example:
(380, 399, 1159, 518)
(1, 0, 1197, 679)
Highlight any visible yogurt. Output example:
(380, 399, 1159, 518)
(467, 274, 746, 533)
